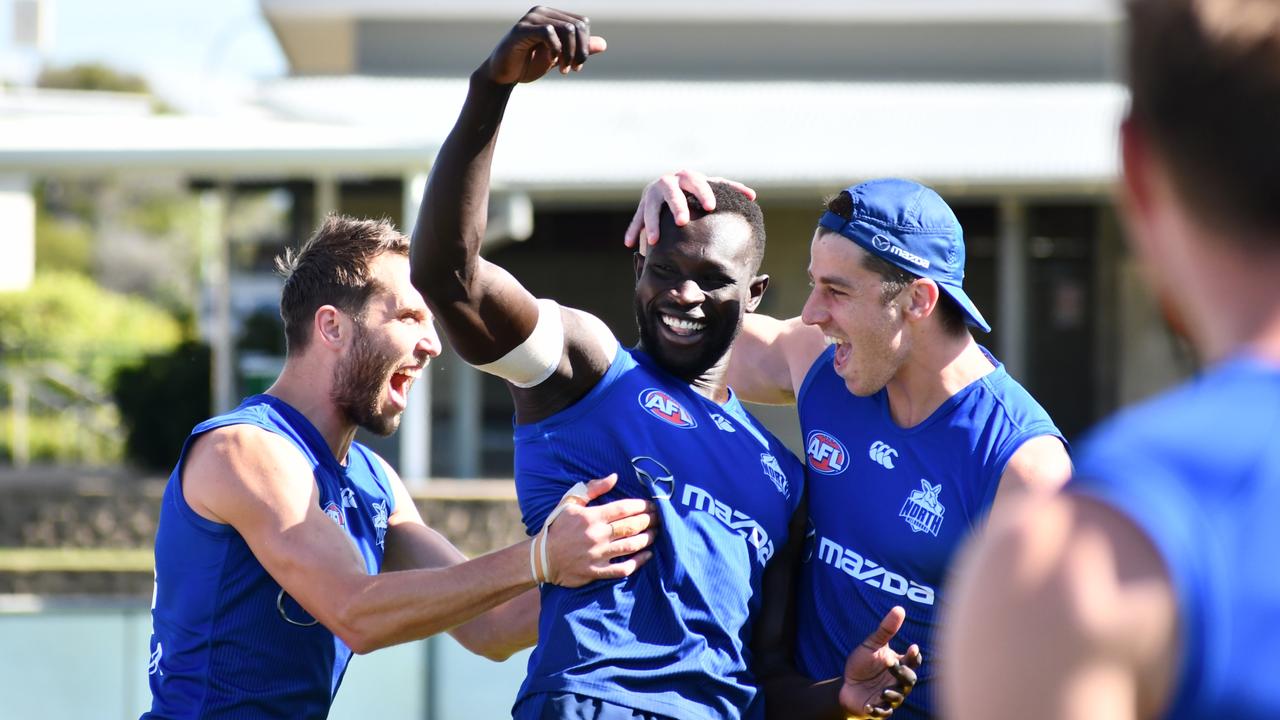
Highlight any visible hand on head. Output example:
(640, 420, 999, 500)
(623, 170, 758, 251)
(539, 473, 660, 587)
(483, 7, 607, 85)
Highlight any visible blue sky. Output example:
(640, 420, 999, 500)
(2, 0, 287, 110)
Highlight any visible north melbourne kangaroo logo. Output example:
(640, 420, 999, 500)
(899, 479, 946, 536)
(868, 441, 898, 469)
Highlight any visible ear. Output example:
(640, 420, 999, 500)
(904, 279, 940, 324)
(633, 251, 646, 282)
(745, 274, 770, 313)
(1120, 115, 1153, 221)
(313, 305, 348, 351)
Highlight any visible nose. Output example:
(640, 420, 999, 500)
(800, 287, 827, 327)
(418, 322, 442, 358)
(671, 279, 705, 306)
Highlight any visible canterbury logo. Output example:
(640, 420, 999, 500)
(868, 441, 898, 469)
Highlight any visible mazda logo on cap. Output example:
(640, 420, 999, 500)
(872, 234, 893, 252)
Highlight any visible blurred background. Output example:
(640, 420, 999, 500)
(0, 0, 1194, 717)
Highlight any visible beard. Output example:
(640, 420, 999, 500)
(331, 322, 405, 437)
(633, 295, 740, 382)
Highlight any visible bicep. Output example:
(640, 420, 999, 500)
(430, 258, 542, 365)
(379, 456, 469, 573)
(730, 314, 825, 405)
(753, 497, 808, 679)
(184, 428, 372, 625)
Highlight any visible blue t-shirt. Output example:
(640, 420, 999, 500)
(794, 345, 1061, 719)
(512, 346, 805, 720)
(1070, 356, 1280, 719)
(143, 394, 396, 720)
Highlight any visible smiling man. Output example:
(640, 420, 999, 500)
(627, 175, 1072, 718)
(411, 7, 918, 720)
(143, 215, 660, 719)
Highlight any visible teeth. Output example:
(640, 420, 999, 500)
(662, 315, 706, 332)
(825, 336, 846, 346)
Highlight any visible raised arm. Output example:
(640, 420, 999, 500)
(181, 425, 656, 655)
(410, 8, 613, 420)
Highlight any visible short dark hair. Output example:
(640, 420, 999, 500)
(1127, 0, 1280, 242)
(275, 214, 409, 354)
(823, 191, 966, 335)
(661, 181, 767, 273)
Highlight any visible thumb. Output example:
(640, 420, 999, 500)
(582, 473, 618, 502)
(588, 36, 607, 55)
(861, 606, 906, 651)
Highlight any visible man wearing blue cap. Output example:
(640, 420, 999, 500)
(625, 173, 1071, 718)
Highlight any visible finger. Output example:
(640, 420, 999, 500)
(866, 706, 892, 719)
(608, 510, 658, 539)
(572, 20, 590, 68)
(880, 689, 905, 707)
(643, 178, 670, 246)
(587, 36, 607, 56)
(888, 659, 918, 689)
(676, 169, 716, 212)
(538, 24, 564, 70)
(593, 550, 652, 578)
(582, 473, 618, 502)
(705, 176, 757, 201)
(601, 529, 658, 558)
(554, 21, 576, 73)
(624, 201, 645, 248)
(661, 175, 693, 227)
(592, 497, 652, 523)
(902, 643, 923, 669)
(860, 606, 906, 652)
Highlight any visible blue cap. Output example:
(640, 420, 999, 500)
(818, 178, 991, 333)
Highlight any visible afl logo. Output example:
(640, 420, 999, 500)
(872, 234, 893, 252)
(322, 501, 345, 527)
(638, 388, 697, 429)
(806, 430, 848, 475)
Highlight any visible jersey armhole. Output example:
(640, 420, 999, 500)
(796, 345, 836, 407)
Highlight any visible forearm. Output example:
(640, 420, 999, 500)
(761, 673, 846, 720)
(449, 588, 540, 661)
(334, 537, 535, 654)
(411, 69, 513, 303)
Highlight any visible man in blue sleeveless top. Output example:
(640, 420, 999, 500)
(411, 8, 918, 719)
(144, 214, 662, 719)
(625, 171, 1071, 718)
(943, 1, 1280, 717)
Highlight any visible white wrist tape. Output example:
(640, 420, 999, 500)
(472, 298, 564, 388)
(532, 481, 590, 586)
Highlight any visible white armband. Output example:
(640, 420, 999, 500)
(471, 298, 565, 388)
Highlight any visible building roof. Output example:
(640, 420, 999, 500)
(259, 77, 1128, 194)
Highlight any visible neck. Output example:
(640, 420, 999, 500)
(1184, 242, 1280, 364)
(638, 341, 732, 404)
(264, 356, 358, 463)
(883, 331, 994, 428)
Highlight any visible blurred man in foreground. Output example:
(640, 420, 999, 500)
(943, 0, 1280, 717)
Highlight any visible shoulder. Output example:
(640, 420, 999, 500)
(183, 423, 313, 523)
(944, 491, 1178, 717)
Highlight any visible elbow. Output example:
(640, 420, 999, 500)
(329, 601, 387, 656)
(450, 626, 515, 662)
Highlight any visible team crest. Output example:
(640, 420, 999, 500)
(760, 453, 789, 495)
(371, 501, 389, 549)
(341, 487, 358, 508)
(899, 479, 945, 536)
(710, 413, 736, 433)
(638, 388, 697, 429)
(805, 430, 848, 475)
(323, 501, 345, 527)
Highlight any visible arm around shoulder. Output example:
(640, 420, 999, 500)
(729, 314, 827, 405)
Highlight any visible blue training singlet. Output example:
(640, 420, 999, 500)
(1070, 356, 1280, 718)
(512, 345, 805, 720)
(143, 394, 397, 719)
(794, 345, 1061, 719)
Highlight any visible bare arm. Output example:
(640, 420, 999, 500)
(410, 8, 613, 420)
(753, 498, 920, 719)
(941, 493, 1178, 720)
(731, 314, 829, 405)
(377, 457, 540, 661)
(988, 434, 1073, 521)
(182, 426, 655, 655)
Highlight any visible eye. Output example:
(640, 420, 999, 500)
(702, 274, 734, 291)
